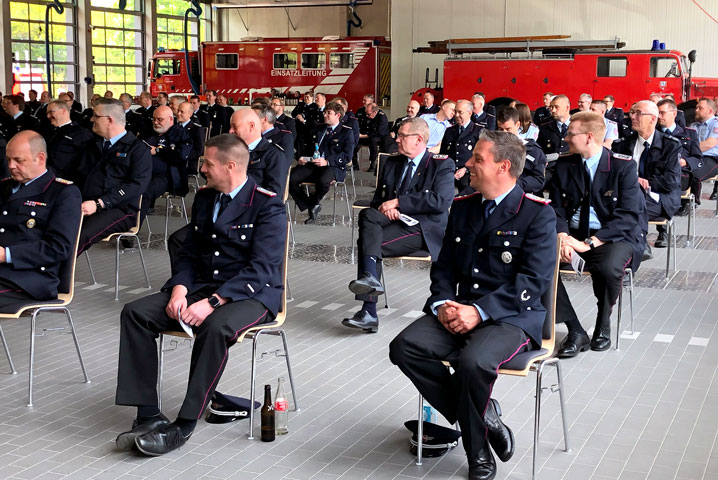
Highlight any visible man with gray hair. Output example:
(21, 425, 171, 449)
(343, 117, 454, 333)
(440, 99, 483, 191)
(45, 99, 94, 179)
(119, 93, 142, 137)
(390, 130, 557, 480)
(252, 102, 294, 166)
(73, 98, 151, 253)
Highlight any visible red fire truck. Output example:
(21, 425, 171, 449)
(413, 36, 718, 111)
(149, 36, 391, 110)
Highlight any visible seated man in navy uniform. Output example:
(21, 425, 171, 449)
(532, 92, 553, 126)
(252, 102, 294, 172)
(115, 134, 286, 456)
(271, 97, 297, 142)
(390, 130, 557, 480)
(72, 98, 152, 254)
(418, 91, 440, 116)
(470, 92, 497, 131)
(548, 112, 646, 357)
(0, 130, 82, 312)
(357, 103, 388, 172)
(612, 101, 681, 252)
(204, 90, 226, 137)
(657, 98, 704, 216)
(537, 94, 571, 155)
(440, 99, 483, 191)
(343, 117, 454, 332)
(496, 106, 548, 194)
(288, 102, 355, 223)
(1, 95, 40, 141)
(141, 106, 192, 221)
(44, 100, 94, 180)
(177, 101, 205, 176)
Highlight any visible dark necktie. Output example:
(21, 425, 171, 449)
(578, 162, 592, 239)
(217, 193, 231, 218)
(102, 140, 111, 153)
(560, 123, 568, 136)
(398, 160, 414, 195)
(482, 199, 496, 220)
(638, 141, 650, 178)
(458, 125, 464, 136)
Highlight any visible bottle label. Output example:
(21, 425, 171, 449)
(275, 398, 289, 411)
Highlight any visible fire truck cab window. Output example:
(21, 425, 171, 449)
(330, 53, 354, 69)
(155, 59, 180, 77)
(274, 53, 297, 69)
(597, 57, 627, 77)
(301, 53, 326, 69)
(216, 53, 239, 70)
(650, 57, 680, 78)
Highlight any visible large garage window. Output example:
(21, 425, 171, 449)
(216, 53, 238, 69)
(301, 53, 325, 70)
(9, 0, 79, 96)
(155, 0, 212, 52)
(90, 0, 146, 97)
(597, 57, 627, 77)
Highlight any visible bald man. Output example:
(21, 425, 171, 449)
(177, 101, 205, 175)
(229, 109, 288, 195)
(537, 94, 571, 155)
(0, 131, 82, 312)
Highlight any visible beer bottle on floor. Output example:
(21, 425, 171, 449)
(261, 384, 275, 442)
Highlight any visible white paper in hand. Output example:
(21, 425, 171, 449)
(177, 307, 194, 337)
(399, 214, 419, 226)
(570, 252, 585, 275)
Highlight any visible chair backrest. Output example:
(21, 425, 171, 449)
(131, 195, 143, 233)
(198, 126, 209, 155)
(59, 216, 84, 298)
(282, 168, 291, 203)
(276, 218, 291, 319)
(376, 153, 393, 188)
(539, 235, 562, 350)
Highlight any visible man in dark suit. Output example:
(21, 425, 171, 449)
(119, 93, 143, 137)
(343, 116, 455, 332)
(418, 91, 440, 116)
(189, 95, 210, 128)
(66, 91, 83, 117)
(440, 99, 483, 191)
(252, 102, 294, 170)
(177, 102, 206, 177)
(612, 100, 681, 251)
(134, 92, 156, 140)
(548, 111, 646, 357)
(0, 130, 82, 312)
(115, 134, 286, 456)
(533, 92, 553, 126)
(24, 89, 41, 117)
(355, 94, 374, 136)
(72, 98, 152, 254)
(470, 92, 497, 131)
(288, 102, 355, 223)
(537, 94, 571, 155)
(384, 100, 420, 154)
(217, 94, 234, 135)
(603, 95, 628, 138)
(45, 100, 94, 179)
(1, 95, 40, 141)
(496, 107, 547, 195)
(271, 97, 297, 142)
(204, 90, 226, 137)
(359, 102, 389, 172)
(390, 130, 557, 480)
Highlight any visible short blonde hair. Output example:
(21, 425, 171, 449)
(570, 111, 606, 144)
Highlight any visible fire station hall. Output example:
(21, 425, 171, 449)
(2, 1, 718, 479)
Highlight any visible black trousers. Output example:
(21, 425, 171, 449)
(0, 278, 37, 314)
(288, 163, 336, 211)
(116, 288, 273, 420)
(556, 240, 633, 330)
(78, 208, 136, 255)
(390, 316, 531, 456)
(356, 207, 425, 302)
(692, 156, 718, 200)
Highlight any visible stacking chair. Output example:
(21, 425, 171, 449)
(648, 217, 677, 278)
(188, 156, 205, 193)
(415, 237, 570, 480)
(709, 175, 718, 217)
(162, 192, 190, 250)
(85, 196, 151, 301)
(350, 152, 392, 263)
(157, 219, 299, 439)
(680, 190, 696, 247)
(296, 178, 352, 227)
(380, 251, 432, 308)
(0, 219, 90, 406)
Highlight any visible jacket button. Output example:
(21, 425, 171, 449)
(31, 211, 36, 216)
(241, 235, 246, 240)
(455, 237, 461, 242)
(527, 306, 532, 311)
(473, 283, 479, 289)
(0, 228, 4, 233)
(2, 211, 6, 215)
(211, 234, 217, 239)
(478, 248, 483, 253)
(474, 268, 479, 273)
(214, 251, 220, 256)
(40, 267, 45, 271)
(213, 270, 219, 275)
(504, 241, 510, 246)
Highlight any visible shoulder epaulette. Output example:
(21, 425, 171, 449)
(256, 186, 277, 197)
(55, 178, 74, 185)
(453, 191, 481, 201)
(270, 142, 285, 152)
(540, 119, 554, 126)
(612, 152, 633, 161)
(341, 124, 352, 129)
(524, 193, 550, 205)
(432, 154, 449, 159)
(192, 122, 202, 128)
(612, 137, 624, 143)
(664, 134, 681, 143)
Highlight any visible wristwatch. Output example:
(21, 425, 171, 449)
(208, 295, 221, 309)
(584, 237, 595, 249)
(95, 199, 103, 211)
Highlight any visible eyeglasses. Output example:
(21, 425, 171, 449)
(629, 110, 654, 117)
(91, 113, 111, 120)
(396, 132, 420, 139)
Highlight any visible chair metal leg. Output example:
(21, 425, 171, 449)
(164, 197, 171, 251)
(158, 334, 164, 409)
(85, 251, 97, 285)
(664, 221, 671, 279)
(278, 329, 300, 412)
(114, 237, 121, 301)
(66, 308, 91, 385)
(672, 220, 677, 272)
(248, 330, 262, 440)
(286, 278, 293, 302)
(285, 202, 295, 246)
(343, 185, 351, 224)
(616, 277, 623, 351)
(0, 324, 17, 374)
(28, 310, 38, 406)
(628, 269, 635, 335)
(349, 166, 356, 200)
(552, 359, 571, 453)
(135, 234, 151, 289)
(144, 214, 153, 249)
(532, 362, 545, 480)
(416, 394, 424, 466)
(381, 269, 389, 308)
(332, 184, 338, 227)
(180, 197, 189, 224)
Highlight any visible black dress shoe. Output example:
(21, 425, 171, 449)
(591, 322, 611, 351)
(348, 273, 384, 296)
(341, 310, 379, 333)
(675, 203, 690, 217)
(557, 331, 590, 359)
(484, 399, 514, 462)
(642, 244, 653, 261)
(135, 423, 191, 456)
(654, 231, 668, 248)
(304, 204, 322, 224)
(468, 446, 496, 480)
(710, 191, 718, 201)
(116, 413, 170, 451)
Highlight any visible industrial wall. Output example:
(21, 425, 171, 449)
(390, 0, 718, 113)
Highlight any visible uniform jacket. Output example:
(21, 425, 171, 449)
(192, 109, 210, 129)
(366, 110, 389, 140)
(248, 137, 289, 195)
(424, 186, 557, 346)
(418, 104, 440, 116)
(311, 124, 355, 182)
(665, 125, 703, 172)
(263, 127, 294, 168)
(164, 177, 286, 316)
(146, 124, 193, 196)
(439, 121, 482, 169)
(537, 120, 570, 155)
(356, 106, 369, 134)
(46, 122, 95, 180)
(182, 121, 206, 170)
(342, 112, 361, 147)
(548, 148, 646, 270)
(0, 138, 6, 179)
(372, 151, 454, 259)
(124, 110, 144, 138)
(75, 131, 152, 212)
(533, 106, 551, 126)
(0, 172, 82, 299)
(206, 104, 226, 137)
(612, 130, 682, 217)
(276, 113, 297, 141)
(0, 112, 40, 141)
(471, 106, 497, 131)
(134, 105, 155, 140)
(520, 139, 548, 194)
(25, 100, 42, 117)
